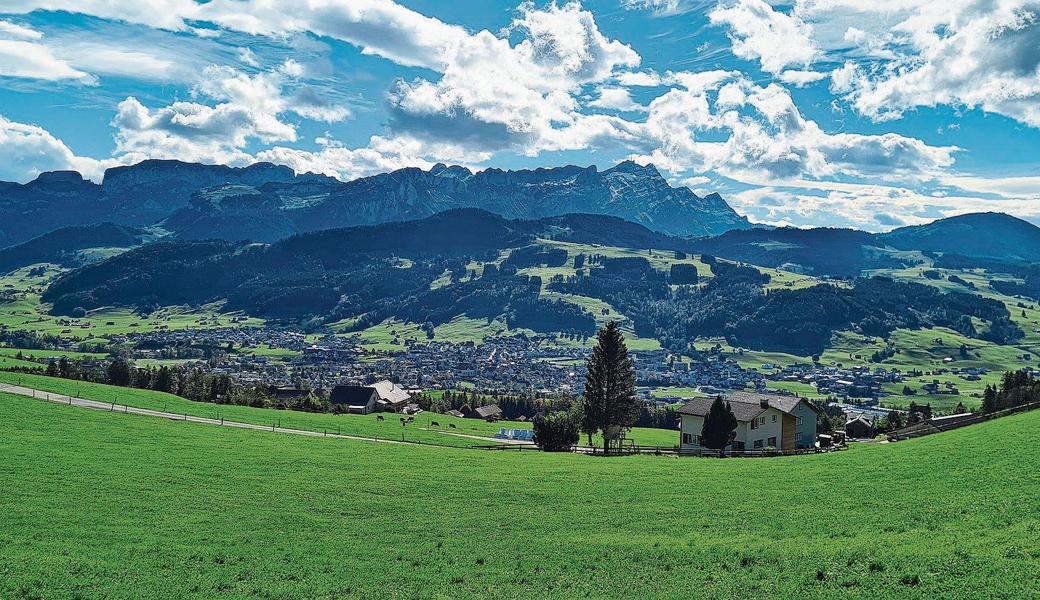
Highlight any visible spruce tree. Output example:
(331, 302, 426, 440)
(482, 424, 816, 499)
(700, 396, 737, 455)
(579, 321, 638, 453)
(106, 358, 132, 387)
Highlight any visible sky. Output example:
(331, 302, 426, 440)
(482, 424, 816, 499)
(1, 0, 1039, 231)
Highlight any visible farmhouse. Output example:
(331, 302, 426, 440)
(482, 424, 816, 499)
(678, 392, 819, 451)
(329, 380, 411, 414)
(845, 415, 875, 439)
(470, 404, 503, 421)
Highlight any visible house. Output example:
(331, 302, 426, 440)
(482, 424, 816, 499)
(369, 380, 412, 412)
(471, 404, 503, 421)
(329, 380, 411, 414)
(678, 392, 819, 452)
(329, 385, 378, 414)
(446, 409, 465, 418)
(845, 415, 875, 439)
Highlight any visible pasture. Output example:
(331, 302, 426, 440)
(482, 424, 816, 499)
(1, 393, 1038, 598)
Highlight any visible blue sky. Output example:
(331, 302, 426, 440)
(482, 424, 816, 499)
(1, 0, 1039, 231)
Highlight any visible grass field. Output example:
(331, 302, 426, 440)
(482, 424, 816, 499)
(0, 372, 680, 448)
(2, 393, 1039, 598)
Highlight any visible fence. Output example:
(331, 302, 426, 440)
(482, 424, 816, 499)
(888, 400, 1040, 441)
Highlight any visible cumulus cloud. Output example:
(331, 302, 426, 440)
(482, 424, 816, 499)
(382, 1, 640, 154)
(828, 1, 1040, 126)
(631, 79, 956, 184)
(0, 115, 111, 181)
(588, 86, 644, 111)
(110, 60, 350, 164)
(709, 0, 816, 74)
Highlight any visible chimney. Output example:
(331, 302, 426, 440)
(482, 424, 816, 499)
(760, 397, 770, 409)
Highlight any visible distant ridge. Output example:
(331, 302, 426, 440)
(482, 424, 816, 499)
(880, 212, 1040, 261)
(0, 159, 750, 247)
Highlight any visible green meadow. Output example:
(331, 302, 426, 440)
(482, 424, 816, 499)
(0, 372, 679, 448)
(2, 393, 1039, 598)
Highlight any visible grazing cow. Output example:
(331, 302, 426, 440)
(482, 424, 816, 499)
(400, 417, 406, 424)
(407, 417, 415, 423)
(431, 421, 440, 427)
(449, 423, 457, 429)
(376, 415, 384, 421)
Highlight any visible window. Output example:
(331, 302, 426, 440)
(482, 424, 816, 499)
(768, 436, 777, 447)
(682, 432, 692, 445)
(753, 439, 764, 449)
(771, 414, 777, 423)
(750, 419, 758, 430)
(796, 417, 803, 425)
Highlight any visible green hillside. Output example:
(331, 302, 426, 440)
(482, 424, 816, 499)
(2, 393, 1039, 598)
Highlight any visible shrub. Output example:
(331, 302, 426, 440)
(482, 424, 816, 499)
(533, 411, 579, 452)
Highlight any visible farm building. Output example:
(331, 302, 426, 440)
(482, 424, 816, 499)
(471, 404, 503, 421)
(329, 380, 411, 414)
(678, 392, 819, 451)
(329, 386, 378, 414)
(845, 415, 875, 439)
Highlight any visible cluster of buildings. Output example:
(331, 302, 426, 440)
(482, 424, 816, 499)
(766, 364, 903, 399)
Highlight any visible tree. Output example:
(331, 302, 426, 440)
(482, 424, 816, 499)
(153, 366, 174, 393)
(700, 397, 737, 455)
(106, 358, 132, 387)
(579, 321, 638, 453)
(887, 409, 904, 430)
(982, 384, 999, 413)
(533, 411, 579, 452)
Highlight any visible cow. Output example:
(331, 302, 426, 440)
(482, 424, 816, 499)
(449, 423, 457, 429)
(376, 415, 384, 421)
(431, 421, 440, 427)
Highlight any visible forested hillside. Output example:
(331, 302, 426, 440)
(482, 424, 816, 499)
(39, 209, 1022, 354)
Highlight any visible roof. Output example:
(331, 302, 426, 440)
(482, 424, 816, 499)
(329, 385, 378, 406)
(678, 392, 817, 422)
(370, 380, 410, 405)
(846, 415, 873, 426)
(474, 404, 503, 418)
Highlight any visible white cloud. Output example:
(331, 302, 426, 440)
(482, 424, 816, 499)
(728, 180, 1040, 232)
(0, 115, 111, 181)
(0, 19, 42, 40)
(109, 60, 351, 164)
(2, 1, 200, 30)
(709, 0, 816, 74)
(833, 2, 1040, 126)
(632, 79, 956, 184)
(941, 175, 1040, 200)
(257, 135, 490, 181)
(0, 22, 94, 83)
(382, 1, 640, 154)
(589, 86, 644, 111)
(779, 69, 826, 87)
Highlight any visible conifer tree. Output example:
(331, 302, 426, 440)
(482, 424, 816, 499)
(700, 396, 737, 455)
(579, 321, 638, 452)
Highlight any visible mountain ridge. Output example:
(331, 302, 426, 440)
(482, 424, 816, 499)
(0, 159, 749, 247)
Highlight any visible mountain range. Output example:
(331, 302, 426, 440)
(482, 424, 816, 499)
(0, 159, 750, 246)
